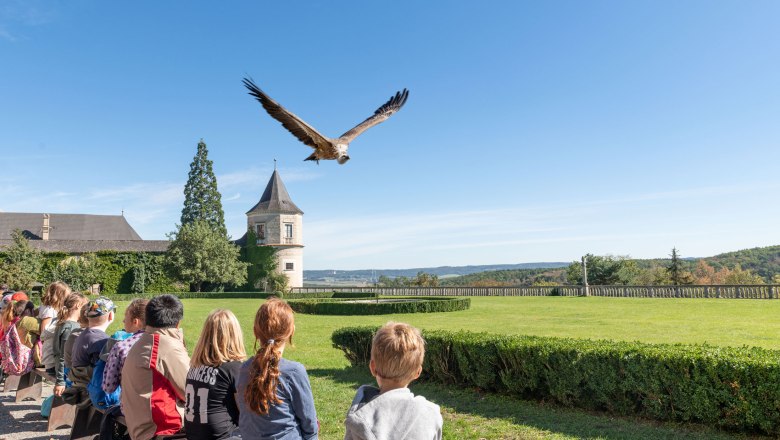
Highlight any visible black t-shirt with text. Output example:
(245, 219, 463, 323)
(184, 360, 242, 440)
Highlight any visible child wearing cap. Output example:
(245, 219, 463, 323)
(68, 296, 115, 390)
(344, 322, 443, 440)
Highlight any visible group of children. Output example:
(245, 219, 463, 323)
(0, 282, 443, 440)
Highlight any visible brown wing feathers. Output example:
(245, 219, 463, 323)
(242, 78, 329, 150)
(339, 88, 409, 142)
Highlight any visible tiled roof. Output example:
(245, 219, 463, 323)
(0, 212, 168, 253)
(0, 212, 143, 241)
(246, 170, 303, 215)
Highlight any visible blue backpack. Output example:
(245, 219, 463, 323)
(88, 330, 132, 410)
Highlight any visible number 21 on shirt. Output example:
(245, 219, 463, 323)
(184, 384, 209, 423)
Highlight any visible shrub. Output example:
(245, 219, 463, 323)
(99, 291, 280, 301)
(331, 327, 780, 435)
(288, 297, 470, 315)
(283, 291, 377, 300)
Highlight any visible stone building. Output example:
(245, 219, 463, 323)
(240, 169, 304, 288)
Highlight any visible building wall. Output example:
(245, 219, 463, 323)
(276, 246, 303, 288)
(247, 212, 304, 288)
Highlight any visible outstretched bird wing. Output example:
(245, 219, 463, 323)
(243, 78, 332, 151)
(338, 89, 409, 144)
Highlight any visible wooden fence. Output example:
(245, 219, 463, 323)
(291, 285, 780, 299)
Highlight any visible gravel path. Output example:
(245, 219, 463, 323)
(0, 380, 70, 440)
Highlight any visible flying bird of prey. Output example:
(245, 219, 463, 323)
(243, 78, 409, 164)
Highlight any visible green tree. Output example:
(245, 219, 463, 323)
(567, 254, 638, 285)
(412, 271, 439, 287)
(165, 220, 248, 292)
(0, 229, 43, 290)
(181, 139, 227, 236)
(666, 247, 692, 286)
(241, 229, 289, 293)
(723, 265, 765, 285)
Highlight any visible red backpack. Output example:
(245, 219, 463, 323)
(0, 318, 35, 376)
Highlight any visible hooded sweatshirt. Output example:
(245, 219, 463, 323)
(121, 326, 190, 440)
(344, 385, 442, 440)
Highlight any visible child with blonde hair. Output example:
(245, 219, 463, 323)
(40, 281, 71, 376)
(344, 322, 443, 440)
(237, 298, 318, 439)
(184, 309, 247, 440)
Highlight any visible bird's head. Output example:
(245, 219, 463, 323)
(337, 155, 350, 165)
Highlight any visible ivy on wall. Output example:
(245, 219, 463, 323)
(240, 229, 288, 292)
(29, 251, 186, 294)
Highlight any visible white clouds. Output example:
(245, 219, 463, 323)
(0, 0, 58, 42)
(302, 182, 780, 269)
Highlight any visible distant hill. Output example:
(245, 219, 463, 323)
(441, 245, 780, 286)
(303, 262, 569, 284)
(303, 245, 780, 286)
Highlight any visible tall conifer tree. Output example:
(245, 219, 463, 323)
(668, 247, 683, 285)
(181, 139, 227, 236)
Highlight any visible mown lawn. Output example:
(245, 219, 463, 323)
(110, 296, 780, 439)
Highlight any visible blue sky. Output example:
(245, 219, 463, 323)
(1, 1, 779, 270)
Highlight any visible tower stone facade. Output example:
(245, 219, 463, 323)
(246, 170, 304, 287)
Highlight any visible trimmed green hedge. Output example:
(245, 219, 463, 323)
(99, 291, 280, 301)
(332, 327, 780, 435)
(289, 297, 470, 315)
(284, 291, 378, 300)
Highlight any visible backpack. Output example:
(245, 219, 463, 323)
(88, 358, 120, 410)
(0, 318, 35, 376)
(88, 330, 133, 410)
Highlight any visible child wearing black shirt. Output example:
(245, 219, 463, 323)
(184, 309, 247, 440)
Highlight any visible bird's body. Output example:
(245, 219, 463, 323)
(243, 78, 409, 164)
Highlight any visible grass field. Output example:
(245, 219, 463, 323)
(110, 296, 780, 439)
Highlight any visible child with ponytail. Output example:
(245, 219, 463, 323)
(52, 292, 87, 396)
(237, 298, 318, 439)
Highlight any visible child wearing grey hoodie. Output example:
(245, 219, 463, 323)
(344, 322, 443, 440)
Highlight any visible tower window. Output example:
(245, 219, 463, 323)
(255, 223, 265, 240)
(285, 262, 294, 271)
(285, 223, 293, 238)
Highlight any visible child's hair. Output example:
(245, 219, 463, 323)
(371, 322, 426, 383)
(191, 309, 246, 368)
(145, 294, 183, 328)
(126, 298, 149, 325)
(42, 281, 71, 309)
(57, 292, 87, 324)
(77, 302, 90, 327)
(3, 300, 34, 323)
(244, 298, 295, 415)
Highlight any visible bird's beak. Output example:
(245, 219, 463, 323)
(337, 155, 350, 165)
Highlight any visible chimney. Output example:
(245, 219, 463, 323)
(42, 214, 51, 240)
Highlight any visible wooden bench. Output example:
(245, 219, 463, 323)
(11, 369, 43, 402)
(33, 368, 77, 431)
(1, 372, 21, 392)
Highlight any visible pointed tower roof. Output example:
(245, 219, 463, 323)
(246, 170, 303, 215)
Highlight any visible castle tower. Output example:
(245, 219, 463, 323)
(246, 169, 304, 287)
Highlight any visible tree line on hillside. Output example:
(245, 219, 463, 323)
(440, 246, 778, 287)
